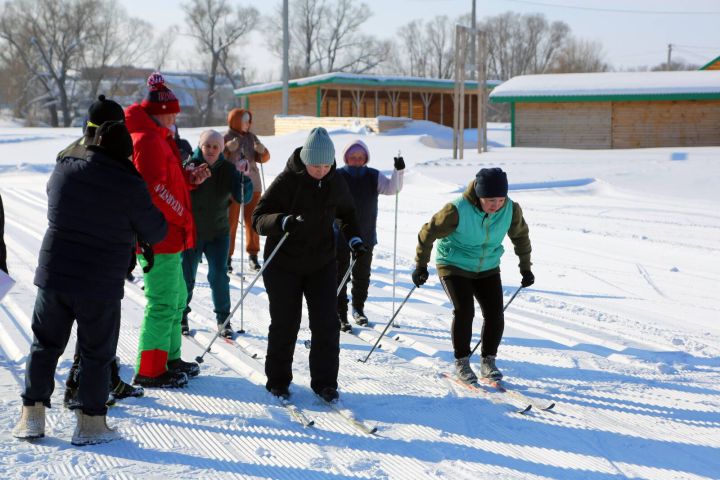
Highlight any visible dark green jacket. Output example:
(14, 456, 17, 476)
(186, 148, 253, 241)
(415, 181, 531, 279)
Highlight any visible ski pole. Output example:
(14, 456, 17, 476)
(259, 161, 266, 192)
(469, 286, 523, 358)
(238, 177, 246, 334)
(359, 285, 416, 363)
(196, 231, 290, 363)
(392, 150, 400, 319)
(337, 256, 357, 297)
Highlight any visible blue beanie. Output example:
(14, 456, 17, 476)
(300, 127, 335, 165)
(474, 168, 508, 198)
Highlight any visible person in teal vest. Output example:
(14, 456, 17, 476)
(412, 168, 534, 384)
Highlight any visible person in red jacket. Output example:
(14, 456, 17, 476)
(125, 72, 210, 388)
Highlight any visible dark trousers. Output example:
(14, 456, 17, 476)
(336, 245, 374, 314)
(182, 234, 231, 324)
(440, 273, 504, 359)
(22, 288, 120, 415)
(263, 261, 339, 393)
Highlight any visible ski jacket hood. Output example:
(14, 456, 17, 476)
(341, 139, 370, 165)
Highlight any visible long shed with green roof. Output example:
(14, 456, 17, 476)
(233, 72, 501, 135)
(489, 71, 720, 149)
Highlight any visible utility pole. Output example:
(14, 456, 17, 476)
(667, 43, 673, 71)
(282, 0, 290, 115)
(470, 0, 477, 80)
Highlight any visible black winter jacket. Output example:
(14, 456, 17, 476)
(252, 147, 362, 274)
(34, 145, 167, 300)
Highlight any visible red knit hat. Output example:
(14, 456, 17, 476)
(141, 72, 180, 115)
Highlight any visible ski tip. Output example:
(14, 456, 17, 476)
(517, 404, 532, 414)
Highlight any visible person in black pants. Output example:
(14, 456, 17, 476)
(12, 120, 167, 446)
(252, 127, 365, 403)
(412, 168, 534, 384)
(335, 140, 404, 332)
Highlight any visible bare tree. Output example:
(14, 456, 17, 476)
(550, 38, 608, 73)
(392, 15, 455, 78)
(153, 26, 180, 72)
(265, 0, 325, 77)
(84, 3, 153, 100)
(0, 0, 97, 126)
(481, 12, 570, 80)
(265, 0, 386, 76)
(183, 0, 258, 124)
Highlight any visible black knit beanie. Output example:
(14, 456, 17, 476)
(474, 168, 508, 198)
(87, 95, 125, 127)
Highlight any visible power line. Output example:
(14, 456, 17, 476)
(502, 0, 720, 15)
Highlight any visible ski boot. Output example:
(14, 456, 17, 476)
(352, 308, 369, 326)
(338, 312, 352, 333)
(454, 356, 478, 384)
(132, 370, 188, 388)
(317, 386, 339, 403)
(218, 322, 234, 339)
(248, 254, 261, 272)
(480, 355, 503, 380)
(168, 358, 200, 378)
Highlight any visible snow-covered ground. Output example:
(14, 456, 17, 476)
(1, 120, 719, 479)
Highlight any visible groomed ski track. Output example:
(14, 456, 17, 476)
(1, 167, 720, 480)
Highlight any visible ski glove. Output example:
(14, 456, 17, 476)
(281, 215, 304, 233)
(349, 237, 368, 258)
(393, 155, 405, 171)
(411, 265, 429, 287)
(139, 240, 154, 273)
(521, 270, 535, 288)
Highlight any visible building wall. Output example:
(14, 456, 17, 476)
(274, 116, 410, 136)
(612, 100, 720, 148)
(515, 102, 612, 149)
(245, 87, 317, 135)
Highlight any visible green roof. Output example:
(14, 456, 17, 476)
(699, 55, 720, 70)
(234, 72, 501, 97)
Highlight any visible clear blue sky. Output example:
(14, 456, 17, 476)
(121, 0, 720, 79)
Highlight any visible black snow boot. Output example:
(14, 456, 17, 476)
(248, 254, 261, 272)
(181, 316, 190, 335)
(167, 358, 200, 378)
(352, 308, 369, 326)
(338, 312, 352, 333)
(63, 356, 81, 409)
(317, 386, 339, 403)
(268, 385, 290, 399)
(132, 370, 188, 388)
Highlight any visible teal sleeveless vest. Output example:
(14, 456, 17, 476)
(436, 196, 514, 273)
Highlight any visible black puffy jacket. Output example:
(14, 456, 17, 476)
(252, 147, 361, 274)
(34, 145, 167, 299)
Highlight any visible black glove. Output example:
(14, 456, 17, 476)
(349, 238, 368, 259)
(412, 265, 429, 287)
(127, 246, 137, 278)
(139, 241, 154, 273)
(281, 215, 303, 233)
(521, 270, 535, 288)
(393, 156, 405, 171)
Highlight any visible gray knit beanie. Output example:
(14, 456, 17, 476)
(300, 127, 335, 165)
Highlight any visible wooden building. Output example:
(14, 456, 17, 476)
(233, 73, 501, 135)
(700, 55, 720, 71)
(489, 71, 720, 149)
